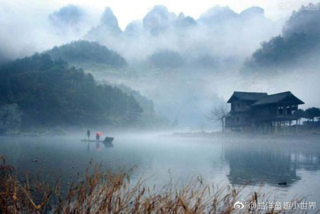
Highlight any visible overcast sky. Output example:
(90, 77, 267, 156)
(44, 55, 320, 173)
(1, 0, 318, 30)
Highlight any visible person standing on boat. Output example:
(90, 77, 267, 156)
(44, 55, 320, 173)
(95, 132, 102, 141)
(87, 129, 90, 139)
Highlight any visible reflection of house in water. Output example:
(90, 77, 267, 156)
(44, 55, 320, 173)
(224, 145, 300, 186)
(225, 91, 304, 133)
(291, 148, 320, 172)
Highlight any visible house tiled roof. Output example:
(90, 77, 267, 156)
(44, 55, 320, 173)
(227, 92, 268, 103)
(251, 91, 304, 106)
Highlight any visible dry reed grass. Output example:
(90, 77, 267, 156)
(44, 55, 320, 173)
(0, 156, 315, 213)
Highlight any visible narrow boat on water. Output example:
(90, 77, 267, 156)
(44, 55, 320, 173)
(81, 136, 114, 143)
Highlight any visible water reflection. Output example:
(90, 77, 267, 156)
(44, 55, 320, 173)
(224, 146, 300, 186)
(1, 135, 320, 203)
(223, 141, 320, 187)
(291, 151, 320, 172)
(86, 142, 114, 152)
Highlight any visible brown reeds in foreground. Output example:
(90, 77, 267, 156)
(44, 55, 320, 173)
(0, 156, 312, 213)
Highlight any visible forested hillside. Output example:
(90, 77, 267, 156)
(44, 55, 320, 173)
(46, 40, 127, 68)
(242, 3, 320, 75)
(0, 54, 142, 133)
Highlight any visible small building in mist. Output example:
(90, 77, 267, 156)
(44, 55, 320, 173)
(225, 91, 304, 133)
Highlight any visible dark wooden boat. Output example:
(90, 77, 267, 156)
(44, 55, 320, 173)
(103, 137, 114, 143)
(81, 137, 114, 143)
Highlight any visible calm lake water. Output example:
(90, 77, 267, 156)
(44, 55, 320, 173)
(1, 134, 320, 206)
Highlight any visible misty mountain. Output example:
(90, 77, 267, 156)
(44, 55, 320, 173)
(49, 4, 85, 28)
(48, 4, 94, 40)
(0, 50, 9, 65)
(0, 3, 282, 129)
(85, 7, 122, 42)
(142, 5, 177, 36)
(77, 5, 277, 128)
(125, 8, 195, 37)
(283, 3, 320, 38)
(46, 40, 127, 69)
(147, 50, 223, 70)
(148, 50, 185, 69)
(239, 7, 265, 21)
(198, 6, 267, 28)
(198, 6, 238, 25)
(116, 83, 174, 128)
(84, 5, 277, 62)
(0, 54, 142, 131)
(175, 13, 197, 29)
(124, 21, 143, 37)
(116, 84, 154, 115)
(242, 3, 320, 75)
(43, 40, 172, 128)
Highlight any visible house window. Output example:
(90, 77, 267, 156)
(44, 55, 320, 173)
(278, 107, 283, 115)
(236, 117, 240, 122)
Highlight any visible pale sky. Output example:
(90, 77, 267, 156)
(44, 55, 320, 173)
(2, 0, 318, 29)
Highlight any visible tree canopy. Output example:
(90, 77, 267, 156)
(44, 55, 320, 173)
(46, 40, 127, 68)
(242, 3, 320, 75)
(294, 107, 320, 121)
(0, 54, 142, 131)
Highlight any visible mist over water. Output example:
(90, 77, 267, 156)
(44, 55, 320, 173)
(1, 1, 320, 211)
(1, 134, 320, 203)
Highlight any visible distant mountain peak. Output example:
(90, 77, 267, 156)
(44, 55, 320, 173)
(198, 5, 238, 24)
(124, 20, 143, 37)
(204, 5, 237, 16)
(100, 7, 119, 28)
(175, 15, 196, 28)
(46, 40, 127, 68)
(240, 7, 265, 20)
(143, 5, 177, 35)
(85, 7, 122, 41)
(177, 12, 185, 20)
(49, 4, 84, 27)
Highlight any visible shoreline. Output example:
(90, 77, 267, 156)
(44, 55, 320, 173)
(160, 130, 320, 140)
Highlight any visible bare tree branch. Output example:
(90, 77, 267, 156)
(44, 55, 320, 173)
(205, 104, 229, 132)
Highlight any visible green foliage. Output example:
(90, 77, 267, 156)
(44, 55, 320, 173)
(242, 3, 320, 75)
(0, 54, 142, 131)
(294, 108, 320, 121)
(283, 3, 320, 38)
(243, 33, 320, 74)
(46, 40, 127, 68)
(305, 107, 320, 121)
(0, 104, 22, 134)
(117, 84, 154, 115)
(116, 84, 175, 129)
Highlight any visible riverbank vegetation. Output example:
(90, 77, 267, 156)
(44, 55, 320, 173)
(0, 156, 310, 214)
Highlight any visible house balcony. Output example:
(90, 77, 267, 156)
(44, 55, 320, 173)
(252, 114, 299, 122)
